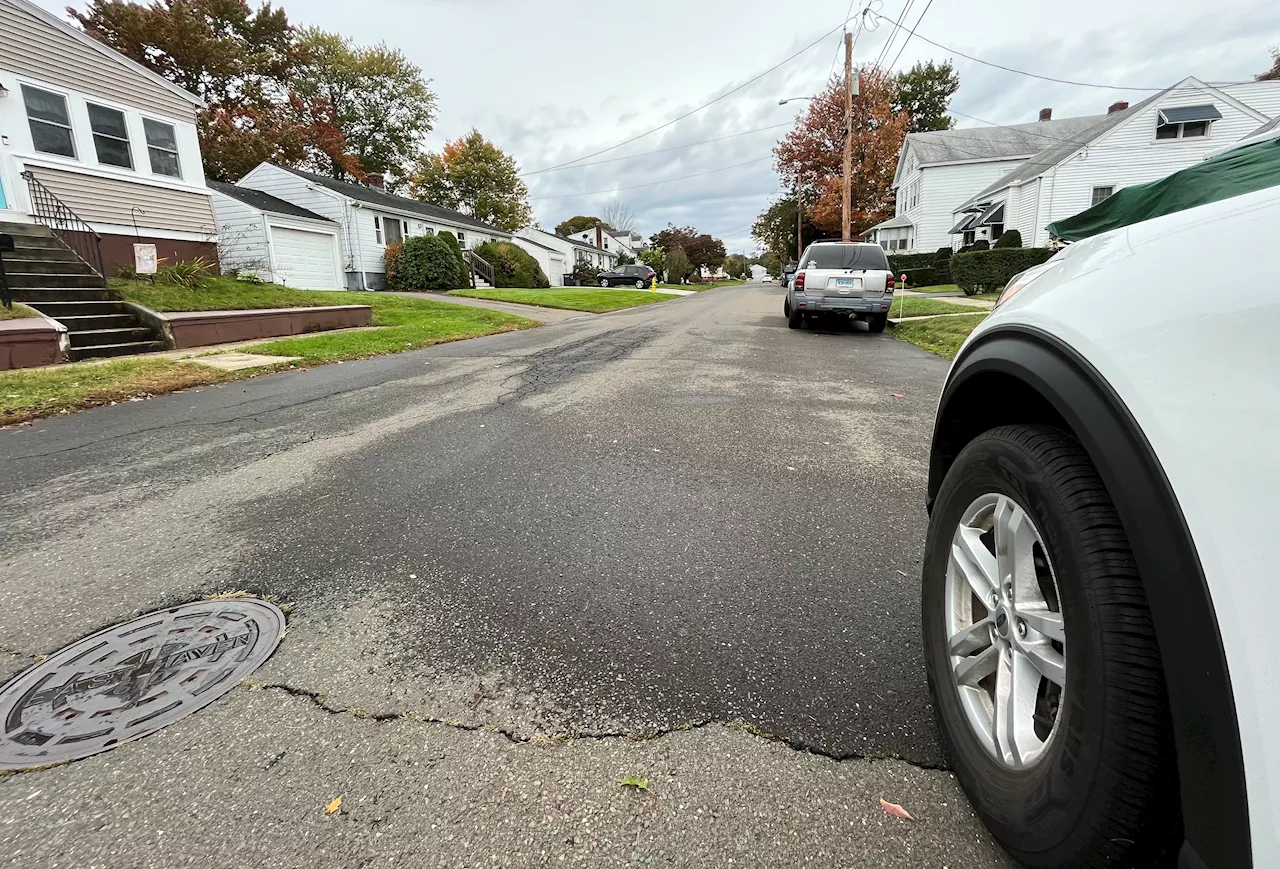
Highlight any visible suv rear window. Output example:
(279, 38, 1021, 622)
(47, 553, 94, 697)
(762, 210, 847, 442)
(799, 244, 890, 271)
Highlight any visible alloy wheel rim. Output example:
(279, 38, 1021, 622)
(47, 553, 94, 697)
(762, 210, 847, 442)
(945, 493, 1067, 768)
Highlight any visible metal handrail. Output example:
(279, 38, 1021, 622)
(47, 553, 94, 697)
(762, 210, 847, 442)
(20, 171, 107, 284)
(463, 250, 494, 288)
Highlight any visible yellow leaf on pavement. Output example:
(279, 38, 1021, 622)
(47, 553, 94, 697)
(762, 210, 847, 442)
(325, 796, 343, 815)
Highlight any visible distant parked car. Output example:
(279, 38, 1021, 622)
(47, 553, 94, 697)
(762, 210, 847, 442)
(598, 265, 656, 289)
(782, 264, 797, 288)
(761, 275, 774, 284)
(783, 242, 895, 332)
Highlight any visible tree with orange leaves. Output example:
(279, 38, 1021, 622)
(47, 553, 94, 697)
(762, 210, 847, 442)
(773, 67, 908, 237)
(409, 130, 532, 233)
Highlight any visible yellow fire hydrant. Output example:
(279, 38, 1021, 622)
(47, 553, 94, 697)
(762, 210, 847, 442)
(651, 275, 658, 293)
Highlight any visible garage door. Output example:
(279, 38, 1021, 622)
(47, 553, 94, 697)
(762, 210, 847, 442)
(270, 225, 340, 290)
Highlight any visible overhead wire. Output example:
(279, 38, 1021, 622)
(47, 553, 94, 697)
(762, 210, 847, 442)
(529, 157, 774, 201)
(873, 0, 915, 69)
(885, 0, 934, 72)
(521, 123, 793, 177)
(524, 15, 860, 175)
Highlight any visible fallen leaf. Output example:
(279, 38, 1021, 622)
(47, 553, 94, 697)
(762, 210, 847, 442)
(880, 798, 914, 820)
(325, 796, 343, 814)
(892, 393, 905, 398)
(620, 775, 649, 791)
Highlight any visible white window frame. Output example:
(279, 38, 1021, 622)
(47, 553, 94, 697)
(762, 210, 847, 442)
(142, 116, 182, 178)
(1155, 120, 1213, 141)
(1091, 185, 1115, 207)
(22, 84, 77, 160)
(85, 101, 134, 171)
(374, 215, 384, 244)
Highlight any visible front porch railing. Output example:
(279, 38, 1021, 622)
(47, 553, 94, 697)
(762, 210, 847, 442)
(463, 250, 494, 288)
(20, 170, 107, 283)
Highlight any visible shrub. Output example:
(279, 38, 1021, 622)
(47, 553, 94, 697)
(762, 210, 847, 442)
(933, 246, 954, 284)
(569, 262, 601, 286)
(993, 230, 1023, 249)
(437, 233, 471, 288)
(900, 267, 936, 288)
(391, 234, 468, 291)
(970, 239, 990, 251)
(157, 257, 213, 289)
(887, 252, 938, 273)
(474, 241, 549, 288)
(383, 241, 404, 287)
(950, 247, 1056, 295)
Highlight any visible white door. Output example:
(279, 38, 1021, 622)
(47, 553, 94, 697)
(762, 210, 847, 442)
(269, 225, 341, 289)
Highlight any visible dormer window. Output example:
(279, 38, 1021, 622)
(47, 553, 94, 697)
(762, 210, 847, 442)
(1155, 105, 1220, 140)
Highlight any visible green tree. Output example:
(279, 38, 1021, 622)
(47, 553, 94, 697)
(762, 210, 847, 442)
(293, 27, 436, 180)
(723, 253, 748, 280)
(616, 251, 636, 265)
(68, 0, 361, 182)
(665, 246, 692, 283)
(555, 215, 605, 236)
(1259, 49, 1280, 81)
(409, 130, 532, 233)
(638, 247, 666, 279)
(892, 60, 960, 132)
(650, 225, 726, 273)
(752, 197, 821, 263)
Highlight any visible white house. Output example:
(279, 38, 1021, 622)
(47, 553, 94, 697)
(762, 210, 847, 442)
(950, 77, 1280, 247)
(236, 163, 512, 290)
(518, 226, 617, 274)
(607, 229, 645, 259)
(510, 234, 567, 287)
(865, 109, 1106, 254)
(749, 264, 769, 282)
(0, 0, 216, 271)
(209, 182, 344, 290)
(568, 224, 633, 263)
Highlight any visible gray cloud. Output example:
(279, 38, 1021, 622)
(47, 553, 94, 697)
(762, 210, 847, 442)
(45, 0, 1280, 252)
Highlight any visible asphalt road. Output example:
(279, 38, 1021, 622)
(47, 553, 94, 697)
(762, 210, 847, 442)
(0, 284, 1012, 868)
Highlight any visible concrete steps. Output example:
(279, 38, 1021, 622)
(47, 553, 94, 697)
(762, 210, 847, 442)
(2, 222, 166, 361)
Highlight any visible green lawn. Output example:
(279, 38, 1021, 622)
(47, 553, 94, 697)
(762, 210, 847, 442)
(904, 283, 962, 294)
(0, 358, 238, 427)
(448, 288, 678, 313)
(888, 297, 990, 318)
(117, 277, 535, 365)
(0, 303, 40, 321)
(972, 291, 1001, 301)
(892, 313, 989, 359)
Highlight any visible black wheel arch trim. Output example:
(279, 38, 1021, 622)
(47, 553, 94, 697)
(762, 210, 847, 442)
(930, 324, 1249, 869)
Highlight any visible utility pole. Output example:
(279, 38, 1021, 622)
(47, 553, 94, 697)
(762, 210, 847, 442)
(842, 30, 854, 242)
(796, 191, 803, 262)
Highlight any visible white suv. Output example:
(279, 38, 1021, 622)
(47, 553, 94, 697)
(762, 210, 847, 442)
(783, 242, 895, 331)
(922, 185, 1280, 868)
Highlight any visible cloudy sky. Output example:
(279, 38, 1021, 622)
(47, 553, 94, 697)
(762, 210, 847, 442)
(43, 0, 1280, 251)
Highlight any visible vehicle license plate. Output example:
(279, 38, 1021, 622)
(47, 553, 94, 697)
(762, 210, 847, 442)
(836, 279, 855, 288)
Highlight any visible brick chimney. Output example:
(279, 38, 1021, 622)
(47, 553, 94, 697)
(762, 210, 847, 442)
(595, 226, 603, 249)
(1038, 108, 1052, 122)
(367, 173, 386, 190)
(1108, 101, 1130, 114)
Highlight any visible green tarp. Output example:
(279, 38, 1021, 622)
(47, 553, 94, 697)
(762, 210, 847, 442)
(1047, 136, 1280, 242)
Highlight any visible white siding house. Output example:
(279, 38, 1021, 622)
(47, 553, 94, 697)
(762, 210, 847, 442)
(0, 0, 217, 272)
(866, 112, 1106, 254)
(952, 77, 1280, 247)
(209, 182, 343, 290)
(511, 235, 567, 286)
(517, 226, 617, 275)
(237, 163, 512, 290)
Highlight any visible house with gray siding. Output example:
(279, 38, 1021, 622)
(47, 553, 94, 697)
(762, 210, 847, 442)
(236, 163, 512, 290)
(0, 0, 217, 271)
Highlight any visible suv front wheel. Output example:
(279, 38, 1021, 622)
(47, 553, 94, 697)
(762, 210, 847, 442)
(922, 424, 1179, 868)
(599, 278, 610, 288)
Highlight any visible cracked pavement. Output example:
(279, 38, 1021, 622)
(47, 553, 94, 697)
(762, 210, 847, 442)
(0, 285, 1014, 867)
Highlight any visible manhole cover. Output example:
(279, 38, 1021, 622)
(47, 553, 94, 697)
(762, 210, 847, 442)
(0, 599, 285, 770)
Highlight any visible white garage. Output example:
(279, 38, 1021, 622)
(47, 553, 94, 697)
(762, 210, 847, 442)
(209, 183, 344, 290)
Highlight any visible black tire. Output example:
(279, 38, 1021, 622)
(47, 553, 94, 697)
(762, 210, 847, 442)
(787, 309, 802, 329)
(636, 279, 646, 289)
(599, 278, 610, 288)
(783, 298, 792, 318)
(922, 425, 1178, 868)
(867, 312, 888, 333)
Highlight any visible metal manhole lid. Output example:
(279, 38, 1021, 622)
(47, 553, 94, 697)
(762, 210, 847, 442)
(0, 599, 285, 770)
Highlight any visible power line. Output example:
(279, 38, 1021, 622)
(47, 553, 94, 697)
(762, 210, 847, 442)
(885, 0, 935, 72)
(873, 0, 915, 69)
(870, 12, 1164, 91)
(521, 123, 793, 177)
(529, 157, 774, 201)
(524, 15, 858, 175)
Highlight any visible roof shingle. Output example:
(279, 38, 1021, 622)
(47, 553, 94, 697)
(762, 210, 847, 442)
(211, 182, 333, 222)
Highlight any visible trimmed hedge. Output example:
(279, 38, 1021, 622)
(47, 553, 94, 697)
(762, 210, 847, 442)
(475, 241, 549, 288)
(933, 246, 953, 284)
(389, 234, 468, 291)
(888, 252, 938, 273)
(900, 267, 936, 288)
(950, 247, 1056, 295)
(993, 230, 1023, 249)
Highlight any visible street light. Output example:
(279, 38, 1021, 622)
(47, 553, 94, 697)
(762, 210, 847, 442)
(777, 97, 814, 106)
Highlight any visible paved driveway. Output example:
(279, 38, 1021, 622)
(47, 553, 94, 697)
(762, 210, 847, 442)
(0, 285, 1011, 867)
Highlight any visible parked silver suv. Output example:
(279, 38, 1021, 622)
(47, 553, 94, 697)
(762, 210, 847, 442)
(783, 242, 895, 332)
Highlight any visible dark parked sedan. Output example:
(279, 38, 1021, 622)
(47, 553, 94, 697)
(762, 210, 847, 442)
(598, 265, 657, 289)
